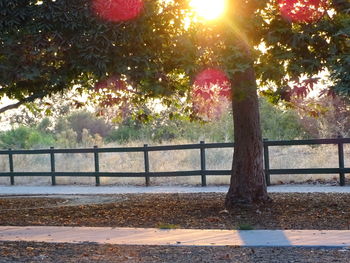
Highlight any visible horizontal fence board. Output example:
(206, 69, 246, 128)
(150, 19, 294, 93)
(204, 170, 231, 175)
(0, 147, 145, 155)
(201, 143, 234, 149)
(0, 149, 52, 155)
(269, 168, 350, 174)
(266, 138, 350, 146)
(0, 172, 146, 177)
(0, 171, 203, 178)
(147, 144, 202, 151)
(91, 147, 144, 153)
(2, 168, 347, 178)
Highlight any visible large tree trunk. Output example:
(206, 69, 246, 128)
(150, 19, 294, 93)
(225, 66, 270, 208)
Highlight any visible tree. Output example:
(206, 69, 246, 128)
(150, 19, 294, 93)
(0, 0, 349, 206)
(292, 95, 350, 138)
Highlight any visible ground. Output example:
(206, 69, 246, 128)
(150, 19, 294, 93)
(0, 193, 349, 229)
(0, 242, 349, 263)
(0, 192, 350, 262)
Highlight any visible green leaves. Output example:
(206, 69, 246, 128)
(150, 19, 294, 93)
(0, 0, 349, 114)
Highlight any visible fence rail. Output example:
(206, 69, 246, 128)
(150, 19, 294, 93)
(0, 137, 349, 186)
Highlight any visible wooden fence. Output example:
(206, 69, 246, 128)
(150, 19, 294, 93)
(0, 138, 349, 186)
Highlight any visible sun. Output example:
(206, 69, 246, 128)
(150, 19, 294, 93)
(189, 0, 226, 21)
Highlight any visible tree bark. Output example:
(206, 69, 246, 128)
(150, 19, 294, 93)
(225, 66, 270, 208)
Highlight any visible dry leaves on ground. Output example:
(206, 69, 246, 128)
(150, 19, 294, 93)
(0, 193, 349, 230)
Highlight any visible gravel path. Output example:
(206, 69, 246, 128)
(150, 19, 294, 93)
(1, 184, 350, 195)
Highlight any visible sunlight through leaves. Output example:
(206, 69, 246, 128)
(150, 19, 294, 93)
(192, 68, 232, 120)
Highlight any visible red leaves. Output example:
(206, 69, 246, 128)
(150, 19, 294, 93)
(92, 0, 144, 22)
(93, 75, 133, 121)
(319, 88, 336, 98)
(99, 94, 122, 108)
(192, 68, 232, 120)
(281, 77, 320, 101)
(94, 76, 126, 109)
(278, 0, 328, 23)
(94, 75, 127, 93)
(292, 85, 310, 98)
(193, 68, 230, 91)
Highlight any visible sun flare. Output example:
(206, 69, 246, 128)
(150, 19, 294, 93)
(189, 0, 226, 20)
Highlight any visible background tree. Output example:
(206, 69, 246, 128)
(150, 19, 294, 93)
(0, 0, 349, 206)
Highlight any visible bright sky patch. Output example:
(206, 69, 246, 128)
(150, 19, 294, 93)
(189, 0, 226, 21)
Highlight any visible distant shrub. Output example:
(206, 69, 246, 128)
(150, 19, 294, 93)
(0, 126, 55, 149)
(55, 129, 78, 148)
(105, 117, 152, 143)
(36, 117, 52, 133)
(55, 111, 112, 142)
(260, 98, 309, 140)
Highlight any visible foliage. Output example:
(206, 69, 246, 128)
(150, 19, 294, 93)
(293, 95, 350, 138)
(81, 128, 103, 147)
(3, 91, 83, 128)
(0, 0, 191, 116)
(56, 111, 112, 142)
(106, 118, 151, 143)
(55, 129, 78, 148)
(106, 98, 308, 143)
(259, 99, 309, 140)
(0, 97, 310, 148)
(1, 0, 348, 114)
(106, 112, 234, 143)
(0, 126, 54, 149)
(37, 117, 52, 133)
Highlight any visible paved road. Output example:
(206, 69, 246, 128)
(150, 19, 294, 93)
(0, 184, 350, 195)
(0, 226, 349, 248)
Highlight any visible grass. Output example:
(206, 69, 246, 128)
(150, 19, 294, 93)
(237, 224, 255, 230)
(156, 223, 180, 229)
(0, 140, 348, 186)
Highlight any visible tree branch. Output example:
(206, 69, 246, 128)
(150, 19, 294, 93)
(0, 92, 47, 114)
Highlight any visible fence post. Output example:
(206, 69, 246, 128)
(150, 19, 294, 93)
(94, 146, 100, 186)
(50, 147, 56, 186)
(337, 136, 345, 186)
(144, 144, 150, 186)
(8, 148, 14, 185)
(263, 139, 271, 186)
(200, 141, 207, 187)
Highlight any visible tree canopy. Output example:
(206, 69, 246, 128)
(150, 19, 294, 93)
(0, 0, 349, 113)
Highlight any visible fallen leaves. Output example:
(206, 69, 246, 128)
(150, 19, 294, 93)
(0, 242, 349, 263)
(0, 193, 349, 230)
